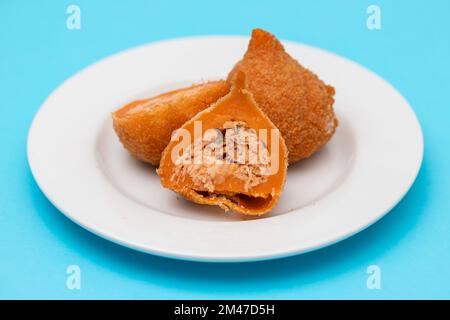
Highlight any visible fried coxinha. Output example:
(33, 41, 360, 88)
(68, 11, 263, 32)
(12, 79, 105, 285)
(157, 72, 288, 215)
(112, 28, 337, 166)
(228, 29, 337, 163)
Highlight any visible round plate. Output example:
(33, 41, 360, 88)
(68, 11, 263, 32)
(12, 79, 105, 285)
(27, 36, 423, 262)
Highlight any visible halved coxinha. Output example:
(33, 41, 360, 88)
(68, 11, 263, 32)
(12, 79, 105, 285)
(157, 72, 288, 215)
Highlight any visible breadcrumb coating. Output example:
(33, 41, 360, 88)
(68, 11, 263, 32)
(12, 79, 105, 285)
(228, 28, 338, 163)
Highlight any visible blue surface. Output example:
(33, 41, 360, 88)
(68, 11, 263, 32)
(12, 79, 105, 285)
(1, 0, 449, 299)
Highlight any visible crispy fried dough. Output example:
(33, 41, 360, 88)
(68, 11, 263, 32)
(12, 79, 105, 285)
(228, 29, 337, 163)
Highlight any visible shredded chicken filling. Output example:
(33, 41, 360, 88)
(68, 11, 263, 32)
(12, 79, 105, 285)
(170, 121, 272, 195)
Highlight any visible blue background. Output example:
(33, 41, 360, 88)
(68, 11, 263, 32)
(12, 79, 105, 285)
(1, 0, 449, 299)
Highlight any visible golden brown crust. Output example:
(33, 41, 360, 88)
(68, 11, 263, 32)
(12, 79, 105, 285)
(112, 80, 230, 165)
(228, 28, 338, 163)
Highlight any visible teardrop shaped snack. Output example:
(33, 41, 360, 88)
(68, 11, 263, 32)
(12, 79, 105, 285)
(228, 28, 337, 163)
(112, 80, 230, 165)
(157, 72, 288, 215)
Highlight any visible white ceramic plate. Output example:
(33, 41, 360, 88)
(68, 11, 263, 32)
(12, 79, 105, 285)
(27, 36, 423, 262)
